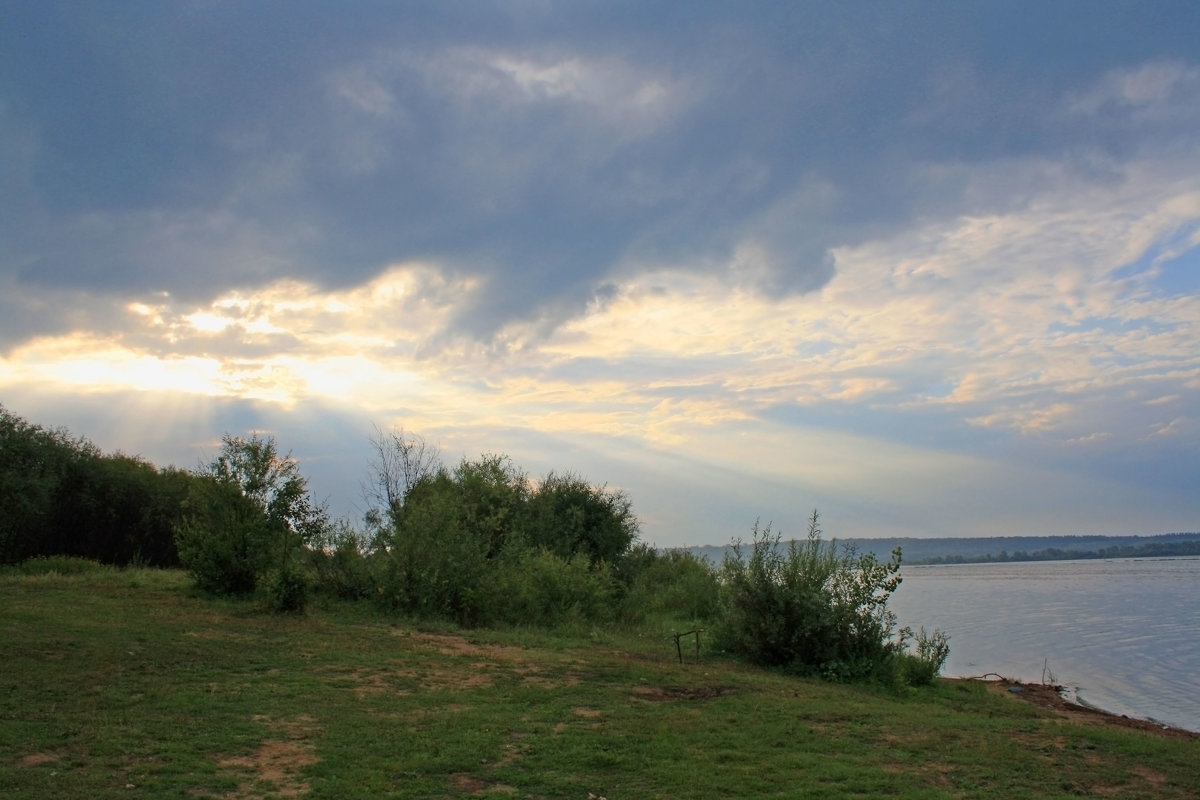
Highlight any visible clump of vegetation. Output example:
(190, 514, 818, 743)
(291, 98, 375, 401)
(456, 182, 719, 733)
(1, 406, 947, 688)
(713, 510, 948, 686)
(895, 626, 952, 686)
(175, 433, 329, 611)
(0, 404, 193, 567)
(362, 429, 640, 628)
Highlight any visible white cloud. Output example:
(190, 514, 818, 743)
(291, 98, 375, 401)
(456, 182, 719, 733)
(1069, 60, 1200, 116)
(417, 45, 691, 139)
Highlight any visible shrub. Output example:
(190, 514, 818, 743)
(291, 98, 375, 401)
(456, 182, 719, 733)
(373, 471, 492, 624)
(369, 446, 642, 628)
(894, 627, 952, 686)
(617, 545, 722, 624)
(490, 549, 618, 627)
(308, 519, 375, 600)
(525, 472, 638, 566)
(713, 511, 908, 683)
(175, 478, 273, 595)
(263, 562, 310, 613)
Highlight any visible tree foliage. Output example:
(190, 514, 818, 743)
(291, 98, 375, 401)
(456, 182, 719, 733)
(0, 404, 192, 566)
(525, 471, 638, 566)
(366, 434, 643, 627)
(175, 433, 329, 607)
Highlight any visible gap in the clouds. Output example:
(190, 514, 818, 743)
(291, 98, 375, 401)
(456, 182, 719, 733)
(1151, 247, 1200, 295)
(1110, 231, 1200, 296)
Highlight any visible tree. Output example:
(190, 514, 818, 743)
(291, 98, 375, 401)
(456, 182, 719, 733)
(0, 405, 189, 567)
(525, 471, 639, 566)
(175, 433, 328, 604)
(363, 424, 442, 527)
(0, 405, 93, 563)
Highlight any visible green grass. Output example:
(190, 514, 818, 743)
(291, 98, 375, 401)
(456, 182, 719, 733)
(2, 563, 1197, 799)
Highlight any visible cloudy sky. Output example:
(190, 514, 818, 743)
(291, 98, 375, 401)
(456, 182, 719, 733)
(2, 1, 1198, 546)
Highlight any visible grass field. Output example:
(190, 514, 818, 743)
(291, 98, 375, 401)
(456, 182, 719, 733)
(2, 563, 1196, 799)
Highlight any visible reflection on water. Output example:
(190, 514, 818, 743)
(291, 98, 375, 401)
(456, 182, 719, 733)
(888, 557, 1200, 732)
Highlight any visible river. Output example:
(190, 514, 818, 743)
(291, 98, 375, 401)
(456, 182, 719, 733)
(887, 556, 1200, 732)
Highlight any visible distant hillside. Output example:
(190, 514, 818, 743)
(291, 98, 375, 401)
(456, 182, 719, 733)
(682, 532, 1200, 566)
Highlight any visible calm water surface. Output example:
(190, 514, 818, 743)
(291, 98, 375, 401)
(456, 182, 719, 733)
(888, 557, 1200, 732)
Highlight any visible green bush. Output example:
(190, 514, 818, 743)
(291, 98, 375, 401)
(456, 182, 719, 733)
(174, 433, 329, 602)
(894, 627, 951, 686)
(713, 511, 910, 683)
(370, 449, 642, 628)
(525, 472, 638, 566)
(174, 478, 273, 595)
(263, 562, 310, 613)
(491, 549, 618, 627)
(373, 471, 492, 624)
(617, 545, 722, 624)
(308, 520, 375, 600)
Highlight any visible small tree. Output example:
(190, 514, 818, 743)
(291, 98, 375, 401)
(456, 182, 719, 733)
(363, 424, 442, 526)
(176, 433, 328, 608)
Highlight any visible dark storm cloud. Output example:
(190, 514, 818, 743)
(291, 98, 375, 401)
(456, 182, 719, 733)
(3, 1, 1199, 346)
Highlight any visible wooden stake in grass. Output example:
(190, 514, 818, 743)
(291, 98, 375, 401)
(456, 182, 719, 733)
(671, 629, 704, 664)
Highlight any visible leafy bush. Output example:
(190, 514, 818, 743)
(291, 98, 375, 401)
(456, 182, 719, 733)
(713, 511, 910, 683)
(175, 477, 273, 594)
(373, 470, 492, 624)
(617, 545, 722, 624)
(490, 549, 618, 627)
(369, 445, 641, 628)
(263, 562, 310, 613)
(308, 519, 375, 600)
(525, 472, 638, 566)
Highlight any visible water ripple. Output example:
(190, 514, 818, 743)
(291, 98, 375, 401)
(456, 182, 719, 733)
(889, 557, 1200, 731)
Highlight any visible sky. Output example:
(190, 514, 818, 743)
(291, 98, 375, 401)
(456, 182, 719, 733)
(2, 1, 1198, 547)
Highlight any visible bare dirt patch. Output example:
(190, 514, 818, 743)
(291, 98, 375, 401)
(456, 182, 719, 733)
(632, 685, 735, 702)
(18, 752, 60, 767)
(450, 772, 518, 795)
(573, 707, 605, 718)
(216, 715, 320, 799)
(401, 631, 525, 661)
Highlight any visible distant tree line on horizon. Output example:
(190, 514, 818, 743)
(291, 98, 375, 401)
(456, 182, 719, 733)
(912, 539, 1200, 565)
(685, 530, 1200, 568)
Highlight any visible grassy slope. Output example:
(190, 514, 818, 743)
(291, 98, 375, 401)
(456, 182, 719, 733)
(2, 568, 1196, 800)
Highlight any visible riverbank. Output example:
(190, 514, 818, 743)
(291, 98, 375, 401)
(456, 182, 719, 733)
(4, 568, 1198, 798)
(971, 677, 1200, 741)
